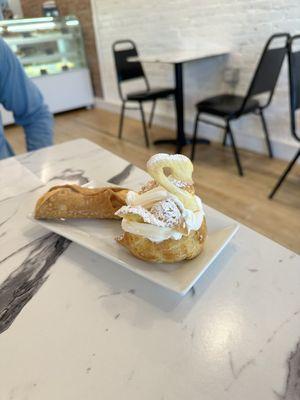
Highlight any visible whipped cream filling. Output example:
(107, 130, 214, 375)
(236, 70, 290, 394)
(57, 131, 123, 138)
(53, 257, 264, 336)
(118, 186, 204, 243)
(173, 195, 204, 232)
(126, 187, 168, 208)
(121, 219, 182, 243)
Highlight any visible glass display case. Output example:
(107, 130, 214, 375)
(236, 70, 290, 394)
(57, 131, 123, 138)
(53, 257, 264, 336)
(0, 16, 87, 78)
(0, 16, 94, 125)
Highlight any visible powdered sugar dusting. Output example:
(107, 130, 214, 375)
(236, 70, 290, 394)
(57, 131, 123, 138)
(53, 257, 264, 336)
(116, 205, 166, 227)
(150, 198, 182, 227)
(139, 180, 157, 194)
(147, 153, 190, 169)
(140, 178, 192, 193)
(168, 176, 192, 189)
(116, 198, 183, 228)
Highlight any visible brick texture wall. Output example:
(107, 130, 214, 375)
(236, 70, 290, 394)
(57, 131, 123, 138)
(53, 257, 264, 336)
(92, 0, 300, 155)
(21, 0, 102, 97)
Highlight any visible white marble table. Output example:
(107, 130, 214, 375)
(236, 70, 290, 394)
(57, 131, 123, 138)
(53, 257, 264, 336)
(0, 139, 299, 400)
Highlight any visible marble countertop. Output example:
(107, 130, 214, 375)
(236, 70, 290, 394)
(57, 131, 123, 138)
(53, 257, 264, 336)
(0, 139, 299, 400)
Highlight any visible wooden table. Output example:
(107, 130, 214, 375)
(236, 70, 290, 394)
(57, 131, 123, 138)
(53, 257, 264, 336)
(0, 139, 299, 400)
(131, 47, 229, 152)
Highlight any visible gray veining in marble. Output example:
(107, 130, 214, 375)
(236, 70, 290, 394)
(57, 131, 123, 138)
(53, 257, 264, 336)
(0, 207, 18, 228)
(0, 233, 70, 334)
(108, 163, 133, 185)
(280, 339, 300, 400)
(48, 168, 90, 185)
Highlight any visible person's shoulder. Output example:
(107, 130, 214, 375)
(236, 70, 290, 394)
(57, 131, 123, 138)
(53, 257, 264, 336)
(0, 36, 9, 55)
(0, 36, 17, 66)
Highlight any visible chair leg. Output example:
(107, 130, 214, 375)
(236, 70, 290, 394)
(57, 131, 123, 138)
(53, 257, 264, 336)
(148, 100, 156, 129)
(191, 112, 200, 161)
(269, 149, 300, 199)
(222, 128, 228, 146)
(259, 109, 273, 158)
(227, 122, 244, 176)
(139, 102, 150, 148)
(118, 102, 126, 139)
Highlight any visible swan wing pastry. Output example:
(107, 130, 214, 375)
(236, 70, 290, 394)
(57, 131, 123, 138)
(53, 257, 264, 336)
(116, 153, 207, 263)
(35, 184, 128, 220)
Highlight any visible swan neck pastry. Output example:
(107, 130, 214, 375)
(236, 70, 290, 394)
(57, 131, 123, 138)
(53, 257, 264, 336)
(146, 153, 199, 211)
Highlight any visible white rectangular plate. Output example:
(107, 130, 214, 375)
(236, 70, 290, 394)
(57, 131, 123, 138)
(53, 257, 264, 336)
(29, 207, 238, 295)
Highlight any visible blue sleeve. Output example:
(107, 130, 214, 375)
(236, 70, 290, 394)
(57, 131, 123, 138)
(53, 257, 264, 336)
(0, 37, 53, 152)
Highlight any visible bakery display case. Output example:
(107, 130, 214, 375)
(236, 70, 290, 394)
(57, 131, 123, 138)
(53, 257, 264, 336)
(0, 16, 94, 124)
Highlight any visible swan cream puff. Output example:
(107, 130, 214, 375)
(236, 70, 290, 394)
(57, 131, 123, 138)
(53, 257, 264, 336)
(116, 153, 207, 263)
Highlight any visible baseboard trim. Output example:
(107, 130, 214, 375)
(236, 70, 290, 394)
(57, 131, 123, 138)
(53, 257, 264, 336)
(95, 97, 299, 162)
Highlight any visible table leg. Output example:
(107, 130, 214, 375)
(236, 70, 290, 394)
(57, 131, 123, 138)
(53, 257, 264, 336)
(153, 62, 210, 153)
(174, 62, 186, 151)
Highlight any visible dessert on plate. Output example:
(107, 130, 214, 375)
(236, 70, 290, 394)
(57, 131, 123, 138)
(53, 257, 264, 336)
(35, 184, 128, 220)
(116, 153, 207, 263)
(34, 153, 206, 264)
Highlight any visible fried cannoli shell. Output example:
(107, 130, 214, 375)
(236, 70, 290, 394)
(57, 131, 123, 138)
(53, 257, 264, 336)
(35, 184, 128, 220)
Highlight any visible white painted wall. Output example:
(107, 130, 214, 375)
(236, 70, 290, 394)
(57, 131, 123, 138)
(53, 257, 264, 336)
(92, 0, 300, 159)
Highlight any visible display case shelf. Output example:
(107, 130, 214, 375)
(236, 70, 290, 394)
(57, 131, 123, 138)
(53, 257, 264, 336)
(0, 16, 86, 78)
(4, 32, 74, 46)
(0, 16, 94, 125)
(20, 50, 77, 65)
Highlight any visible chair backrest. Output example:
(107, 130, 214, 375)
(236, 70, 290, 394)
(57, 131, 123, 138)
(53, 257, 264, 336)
(240, 33, 290, 114)
(112, 40, 149, 100)
(288, 35, 300, 142)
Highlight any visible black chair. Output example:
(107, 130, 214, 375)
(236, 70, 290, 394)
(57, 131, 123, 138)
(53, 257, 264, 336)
(269, 35, 300, 199)
(112, 40, 175, 147)
(191, 33, 290, 176)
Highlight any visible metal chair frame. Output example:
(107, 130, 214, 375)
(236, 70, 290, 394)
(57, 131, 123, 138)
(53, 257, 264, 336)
(191, 33, 290, 176)
(112, 40, 174, 147)
(269, 34, 300, 198)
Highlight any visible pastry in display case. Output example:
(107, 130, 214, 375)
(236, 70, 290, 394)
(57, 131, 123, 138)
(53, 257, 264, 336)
(0, 16, 94, 124)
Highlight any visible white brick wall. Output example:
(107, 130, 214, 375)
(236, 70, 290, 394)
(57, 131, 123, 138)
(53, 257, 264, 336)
(92, 0, 300, 158)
